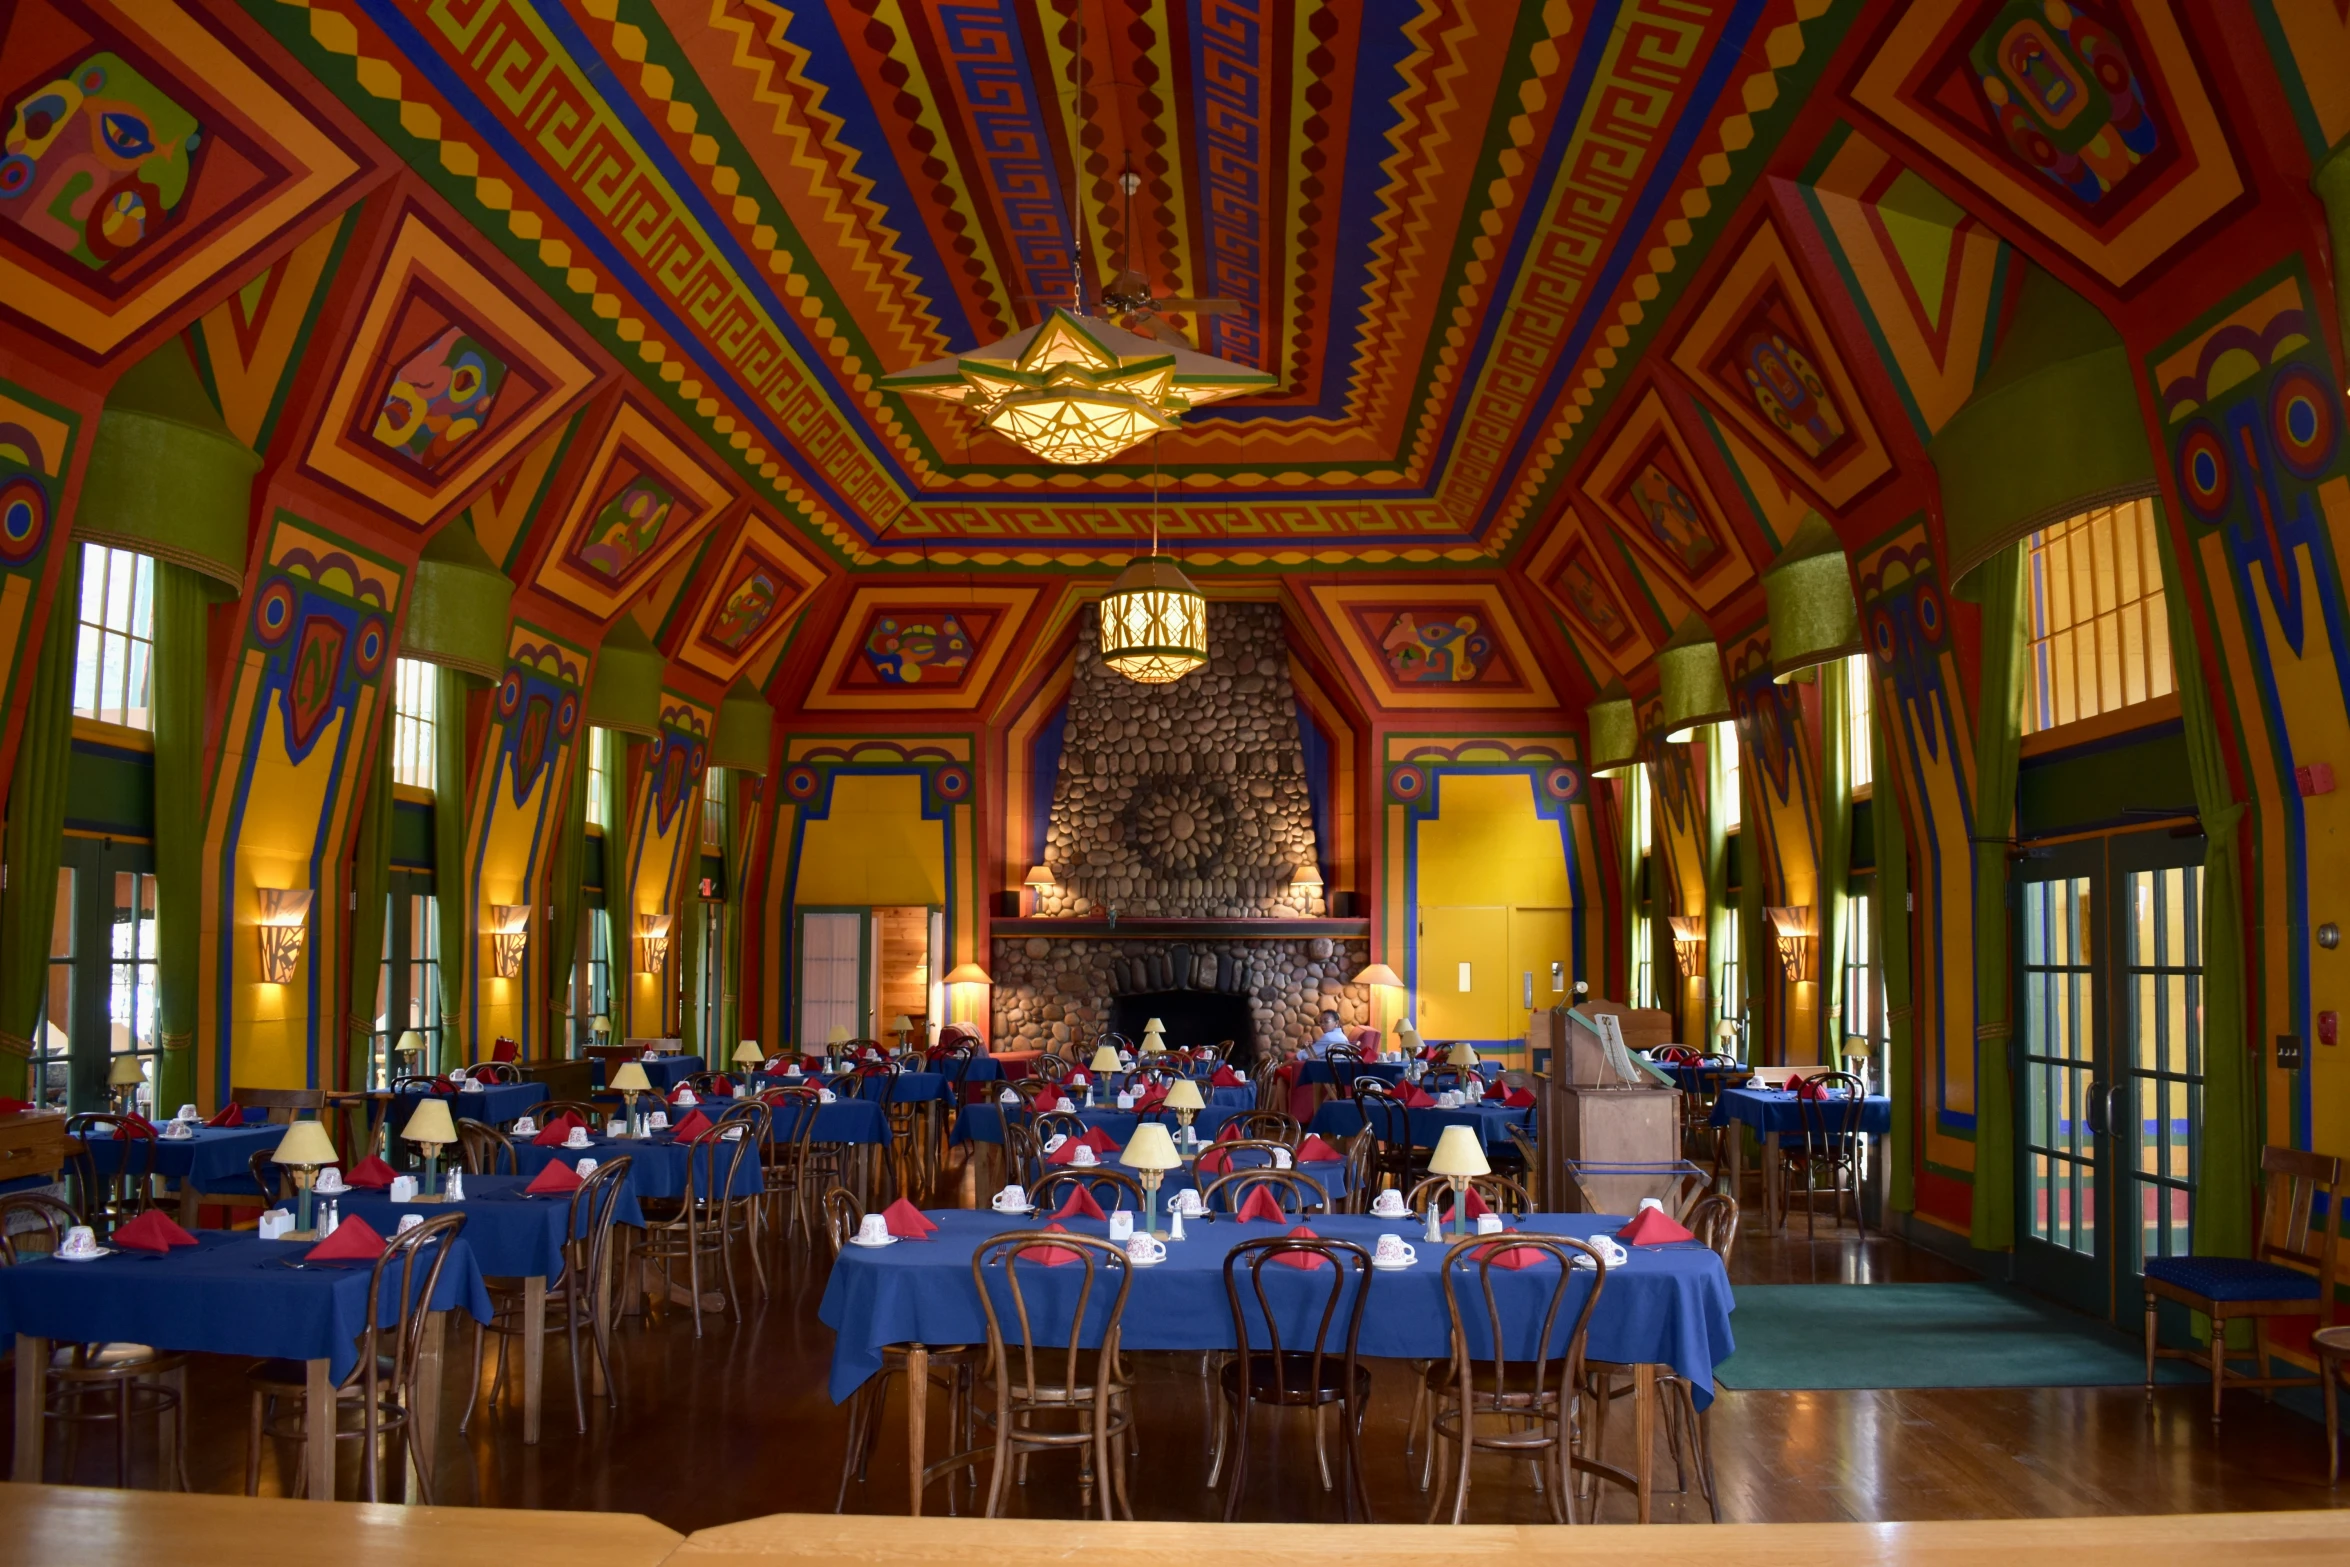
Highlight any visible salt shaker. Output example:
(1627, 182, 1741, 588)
(1169, 1205, 1187, 1243)
(1424, 1204, 1444, 1245)
(318, 1198, 339, 1238)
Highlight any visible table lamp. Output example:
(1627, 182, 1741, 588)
(610, 1060, 653, 1137)
(272, 1120, 339, 1233)
(732, 1040, 764, 1076)
(395, 1029, 427, 1072)
(1447, 1041, 1480, 1071)
(889, 1015, 915, 1051)
(402, 1097, 457, 1196)
(107, 1055, 146, 1116)
(1397, 1025, 1423, 1061)
(1715, 1019, 1738, 1058)
(1163, 1077, 1205, 1143)
(1089, 1043, 1123, 1076)
(1122, 1122, 1183, 1239)
(825, 1025, 852, 1068)
(1427, 1124, 1491, 1237)
(591, 1013, 611, 1044)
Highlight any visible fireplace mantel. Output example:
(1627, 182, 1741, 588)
(991, 917, 1369, 941)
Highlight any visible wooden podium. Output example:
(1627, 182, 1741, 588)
(1528, 1001, 1683, 1213)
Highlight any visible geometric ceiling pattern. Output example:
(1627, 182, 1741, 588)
(256, 0, 1855, 566)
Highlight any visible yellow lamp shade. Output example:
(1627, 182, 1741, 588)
(271, 1120, 339, 1168)
(1715, 1020, 1738, 1042)
(1447, 1042, 1480, 1069)
(1426, 1124, 1491, 1179)
(609, 1062, 653, 1094)
(590, 1014, 610, 1037)
(1121, 1122, 1183, 1172)
(944, 962, 992, 987)
(889, 1015, 915, 1034)
(1022, 865, 1054, 889)
(1397, 1026, 1423, 1054)
(1353, 963, 1404, 989)
(826, 1025, 852, 1046)
(395, 1030, 427, 1057)
(732, 1040, 764, 1066)
(401, 1098, 457, 1146)
(1143, 1018, 1166, 1034)
(1090, 1044, 1123, 1074)
(1163, 1078, 1205, 1113)
(107, 1056, 147, 1087)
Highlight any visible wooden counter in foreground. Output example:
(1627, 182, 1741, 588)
(1, 1485, 2346, 1565)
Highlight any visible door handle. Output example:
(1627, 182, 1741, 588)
(2105, 1083, 2125, 1140)
(2086, 1081, 2109, 1137)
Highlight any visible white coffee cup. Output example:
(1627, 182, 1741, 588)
(59, 1224, 98, 1258)
(1371, 1190, 1408, 1218)
(818, 1089, 838, 1105)
(1171, 1189, 1206, 1217)
(674, 1089, 697, 1107)
(512, 1116, 537, 1137)
(992, 1183, 1029, 1213)
(1476, 1213, 1505, 1236)
(397, 1214, 424, 1234)
(566, 1127, 592, 1148)
(1042, 1133, 1069, 1155)
(175, 1103, 199, 1122)
(1373, 1234, 1416, 1266)
(312, 1168, 345, 1194)
(999, 1089, 1021, 1106)
(648, 1111, 670, 1130)
(1107, 1211, 1135, 1243)
(1125, 1235, 1167, 1264)
(857, 1213, 890, 1245)
(1072, 1144, 1098, 1167)
(1272, 1147, 1292, 1169)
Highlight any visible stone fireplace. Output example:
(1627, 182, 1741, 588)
(991, 603, 1367, 1062)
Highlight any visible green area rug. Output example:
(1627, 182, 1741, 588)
(1714, 1283, 2202, 1391)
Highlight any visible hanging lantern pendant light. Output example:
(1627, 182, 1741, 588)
(1099, 431, 1208, 684)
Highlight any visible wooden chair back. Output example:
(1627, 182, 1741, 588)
(2258, 1145, 2346, 1282)
(228, 1086, 326, 1124)
(455, 1117, 516, 1175)
(1194, 1138, 1295, 1180)
(1406, 1172, 1535, 1217)
(1686, 1191, 1740, 1266)
(1030, 1168, 1145, 1218)
(971, 1230, 1134, 1417)
(1199, 1167, 1331, 1216)
(1223, 1110, 1301, 1144)
(820, 1186, 863, 1258)
(537, 1099, 609, 1131)
(0, 1191, 82, 1258)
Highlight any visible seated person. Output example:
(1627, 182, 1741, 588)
(1296, 1008, 1351, 1060)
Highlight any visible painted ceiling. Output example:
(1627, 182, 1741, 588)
(254, 0, 1855, 568)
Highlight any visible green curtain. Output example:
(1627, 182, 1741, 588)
(1817, 658, 1852, 1070)
(544, 729, 591, 1060)
(346, 703, 392, 1097)
(1969, 543, 2027, 1251)
(0, 550, 82, 1099)
(602, 730, 635, 1039)
(152, 561, 208, 1113)
(433, 666, 473, 1071)
(1703, 728, 1733, 1046)
(2157, 509, 2254, 1261)
(1875, 713, 1916, 1213)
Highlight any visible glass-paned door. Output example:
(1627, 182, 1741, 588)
(46, 839, 159, 1114)
(2016, 848, 2104, 1312)
(2121, 854, 2203, 1272)
(798, 910, 865, 1050)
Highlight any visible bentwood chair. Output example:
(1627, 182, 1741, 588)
(65, 1114, 161, 1239)
(1035, 1053, 1074, 1083)
(1776, 1071, 1869, 1237)
(0, 1192, 191, 1491)
(759, 1086, 840, 1241)
(1405, 1173, 1535, 1219)
(1029, 1168, 1145, 1222)
(536, 1099, 610, 1132)
(969, 1231, 1138, 1519)
(1221, 1110, 1301, 1145)
(681, 1071, 738, 1100)
(2145, 1145, 2344, 1423)
(463, 1154, 633, 1436)
(1502, 1122, 1544, 1209)
(246, 1210, 467, 1501)
(468, 1063, 524, 1086)
(1208, 1234, 1375, 1522)
(1199, 1168, 1331, 1218)
(454, 1118, 517, 1176)
(640, 1117, 762, 1334)
(1422, 1234, 1609, 1524)
(711, 1100, 773, 1291)
(1350, 1084, 1418, 1195)
(1339, 1128, 1381, 1214)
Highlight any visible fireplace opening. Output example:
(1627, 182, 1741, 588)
(1107, 991, 1256, 1067)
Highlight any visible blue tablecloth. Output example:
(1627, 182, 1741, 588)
(637, 1056, 704, 1092)
(510, 1129, 764, 1202)
(397, 1082, 546, 1128)
(76, 1124, 286, 1193)
(1291, 1060, 1503, 1087)
(951, 1101, 1252, 1147)
(1004, 1151, 1350, 1209)
(1658, 1062, 1750, 1095)
(0, 1230, 492, 1385)
(754, 1071, 948, 1106)
(819, 1210, 1733, 1407)
(1710, 1087, 1892, 1137)
(334, 1173, 644, 1279)
(763, 1098, 891, 1147)
(1308, 1100, 1531, 1151)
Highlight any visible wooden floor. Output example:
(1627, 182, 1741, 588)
(4, 1186, 2345, 1532)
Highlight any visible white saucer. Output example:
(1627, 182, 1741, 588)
(1124, 1254, 1165, 1267)
(847, 1234, 900, 1248)
(1369, 1209, 1410, 1222)
(1369, 1256, 1416, 1271)
(56, 1248, 114, 1262)
(990, 1205, 1037, 1218)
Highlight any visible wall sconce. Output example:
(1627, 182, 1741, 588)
(1766, 904, 1815, 982)
(636, 912, 673, 975)
(254, 888, 314, 985)
(488, 904, 531, 980)
(1667, 915, 1707, 982)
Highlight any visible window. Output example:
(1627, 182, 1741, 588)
(2126, 864, 2202, 1268)
(581, 908, 612, 1042)
(697, 902, 725, 1049)
(108, 870, 159, 1110)
(391, 659, 437, 790)
(2024, 498, 2174, 734)
(73, 544, 154, 729)
(1716, 722, 1740, 831)
(374, 884, 442, 1083)
(1717, 905, 1743, 1031)
(799, 910, 864, 1047)
(1624, 769, 1654, 1008)
(1841, 888, 1888, 1062)
(586, 727, 610, 830)
(35, 869, 71, 1110)
(702, 769, 726, 852)
(1845, 652, 1873, 795)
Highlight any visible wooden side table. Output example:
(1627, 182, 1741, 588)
(2319, 1324, 2350, 1483)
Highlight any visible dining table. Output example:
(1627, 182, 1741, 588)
(73, 1122, 289, 1224)
(1307, 1097, 1532, 1151)
(393, 1080, 547, 1129)
(0, 1228, 491, 1500)
(948, 1099, 1256, 1147)
(510, 1125, 767, 1204)
(334, 1171, 643, 1445)
(1710, 1086, 1893, 1228)
(820, 1208, 1734, 1521)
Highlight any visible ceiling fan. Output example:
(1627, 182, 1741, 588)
(1024, 171, 1244, 343)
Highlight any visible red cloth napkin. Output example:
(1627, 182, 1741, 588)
(1196, 1147, 1232, 1174)
(345, 1156, 397, 1189)
(1212, 1066, 1246, 1088)
(111, 1210, 197, 1252)
(532, 1113, 586, 1147)
(1617, 1207, 1697, 1244)
(112, 1114, 157, 1140)
(1296, 1134, 1341, 1163)
(1505, 1088, 1536, 1109)
(708, 1075, 735, 1099)
(0, 1097, 29, 1115)
(1419, 1045, 1446, 1062)
(1020, 1222, 1083, 1267)
(526, 1160, 583, 1195)
(1052, 1185, 1106, 1221)
(1397, 1084, 1436, 1109)
(669, 1109, 714, 1142)
(1472, 1238, 1549, 1270)
(1271, 1225, 1328, 1269)
(307, 1215, 386, 1262)
(429, 1076, 455, 1094)
(882, 1199, 937, 1239)
(205, 1104, 245, 1128)
(491, 1037, 519, 1062)
(1046, 1138, 1100, 1167)
(1032, 1089, 1065, 1113)
(1133, 1088, 1168, 1113)
(1234, 1186, 1287, 1224)
(1214, 1121, 1245, 1143)
(1442, 1188, 1494, 1224)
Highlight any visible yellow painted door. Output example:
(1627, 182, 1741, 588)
(1507, 907, 1572, 1039)
(1418, 906, 1508, 1040)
